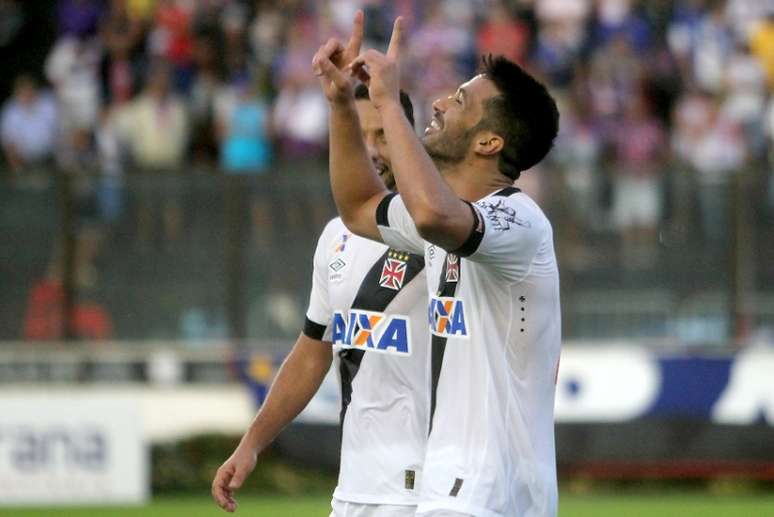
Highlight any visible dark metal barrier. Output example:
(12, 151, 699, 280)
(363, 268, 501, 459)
(1, 164, 773, 349)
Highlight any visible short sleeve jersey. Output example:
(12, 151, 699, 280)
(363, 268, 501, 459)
(305, 217, 430, 505)
(376, 188, 561, 517)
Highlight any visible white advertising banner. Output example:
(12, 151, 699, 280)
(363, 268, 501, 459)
(0, 393, 148, 505)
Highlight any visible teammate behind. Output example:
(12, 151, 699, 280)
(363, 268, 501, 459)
(314, 15, 561, 517)
(213, 16, 430, 516)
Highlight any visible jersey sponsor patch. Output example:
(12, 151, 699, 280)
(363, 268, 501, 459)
(428, 296, 468, 338)
(445, 254, 459, 283)
(379, 250, 409, 290)
(331, 309, 412, 355)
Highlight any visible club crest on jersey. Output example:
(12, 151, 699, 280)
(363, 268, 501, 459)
(445, 254, 459, 283)
(379, 250, 409, 291)
(331, 310, 412, 355)
(428, 296, 468, 338)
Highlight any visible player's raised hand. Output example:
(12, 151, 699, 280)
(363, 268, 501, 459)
(348, 17, 403, 110)
(337, 9, 364, 69)
(211, 445, 258, 513)
(312, 10, 364, 104)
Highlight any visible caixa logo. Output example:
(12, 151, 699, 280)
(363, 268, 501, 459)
(428, 296, 468, 338)
(331, 310, 411, 355)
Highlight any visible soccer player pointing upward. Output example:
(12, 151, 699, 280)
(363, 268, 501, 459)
(315, 13, 561, 517)
(213, 14, 430, 517)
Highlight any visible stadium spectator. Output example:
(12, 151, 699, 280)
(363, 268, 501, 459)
(671, 86, 713, 240)
(532, 14, 583, 87)
(587, 33, 644, 118)
(476, 3, 531, 65)
(187, 30, 223, 166)
(248, 0, 285, 69)
(692, 2, 735, 93)
(667, 0, 709, 82)
(272, 18, 327, 160)
(748, 13, 774, 88)
(57, 0, 103, 38)
(23, 227, 113, 341)
(215, 76, 271, 174)
(722, 41, 767, 154)
(149, 0, 195, 90)
(685, 98, 747, 244)
(98, 0, 146, 106)
(215, 75, 273, 244)
(116, 61, 188, 171)
(552, 93, 605, 267)
(609, 94, 667, 268)
(592, 0, 653, 53)
(44, 34, 102, 168)
(406, 3, 471, 125)
(1, 75, 58, 174)
(535, 0, 591, 54)
(115, 61, 188, 245)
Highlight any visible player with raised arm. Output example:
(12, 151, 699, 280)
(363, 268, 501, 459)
(212, 13, 430, 517)
(314, 15, 561, 517)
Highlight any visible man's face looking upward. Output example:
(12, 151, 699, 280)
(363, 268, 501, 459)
(422, 74, 500, 167)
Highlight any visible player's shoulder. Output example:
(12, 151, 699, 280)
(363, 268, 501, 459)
(475, 186, 550, 234)
(320, 216, 347, 237)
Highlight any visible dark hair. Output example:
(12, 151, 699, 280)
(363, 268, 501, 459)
(479, 55, 559, 180)
(354, 83, 415, 129)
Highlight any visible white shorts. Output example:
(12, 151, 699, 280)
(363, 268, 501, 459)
(330, 498, 417, 517)
(415, 511, 473, 517)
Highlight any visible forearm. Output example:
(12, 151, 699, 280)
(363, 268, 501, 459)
(380, 102, 468, 248)
(329, 101, 387, 233)
(239, 334, 332, 452)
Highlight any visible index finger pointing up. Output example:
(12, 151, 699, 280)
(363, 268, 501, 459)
(386, 16, 403, 60)
(346, 10, 364, 58)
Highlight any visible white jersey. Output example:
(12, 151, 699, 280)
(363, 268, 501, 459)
(376, 187, 561, 517)
(305, 217, 430, 506)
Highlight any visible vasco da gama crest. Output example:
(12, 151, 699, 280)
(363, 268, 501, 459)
(379, 249, 409, 290)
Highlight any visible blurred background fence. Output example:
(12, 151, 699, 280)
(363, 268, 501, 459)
(2, 163, 772, 350)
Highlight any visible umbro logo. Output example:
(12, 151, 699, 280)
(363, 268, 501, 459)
(329, 258, 346, 272)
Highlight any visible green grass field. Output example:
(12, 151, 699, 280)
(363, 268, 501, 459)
(0, 492, 772, 517)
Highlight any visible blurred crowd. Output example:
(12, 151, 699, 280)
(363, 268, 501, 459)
(3, 0, 774, 341)
(0, 0, 774, 339)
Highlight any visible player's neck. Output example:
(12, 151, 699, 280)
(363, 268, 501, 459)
(438, 160, 513, 203)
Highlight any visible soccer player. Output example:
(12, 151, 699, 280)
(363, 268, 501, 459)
(212, 18, 429, 517)
(314, 14, 561, 517)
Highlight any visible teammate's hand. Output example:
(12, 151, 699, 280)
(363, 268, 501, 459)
(211, 445, 258, 513)
(312, 10, 364, 104)
(347, 17, 403, 110)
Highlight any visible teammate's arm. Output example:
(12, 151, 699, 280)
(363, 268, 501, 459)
(348, 19, 475, 252)
(312, 11, 389, 242)
(211, 333, 332, 513)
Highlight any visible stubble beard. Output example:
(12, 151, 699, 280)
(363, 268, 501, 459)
(422, 129, 474, 167)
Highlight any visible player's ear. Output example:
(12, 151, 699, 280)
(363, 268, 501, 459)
(473, 130, 503, 157)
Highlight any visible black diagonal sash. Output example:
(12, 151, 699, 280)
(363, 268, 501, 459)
(338, 249, 425, 429)
(429, 253, 461, 434)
